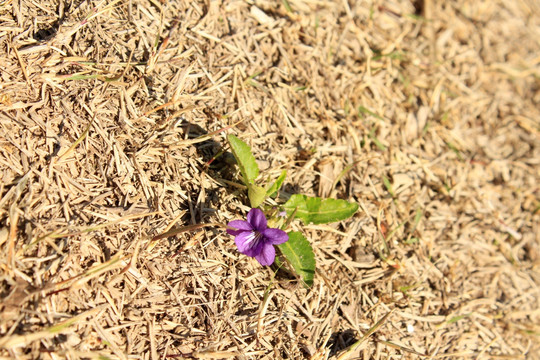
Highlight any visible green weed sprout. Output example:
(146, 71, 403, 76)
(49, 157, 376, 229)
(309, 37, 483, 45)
(226, 134, 358, 287)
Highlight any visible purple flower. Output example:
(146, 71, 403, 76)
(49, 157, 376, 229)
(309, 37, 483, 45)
(227, 208, 289, 266)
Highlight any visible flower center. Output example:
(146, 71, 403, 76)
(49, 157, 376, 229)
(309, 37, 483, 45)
(245, 231, 263, 248)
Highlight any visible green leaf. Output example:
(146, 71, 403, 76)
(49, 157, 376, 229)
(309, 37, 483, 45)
(278, 232, 315, 287)
(227, 134, 259, 184)
(283, 195, 358, 224)
(266, 170, 287, 198)
(248, 184, 267, 208)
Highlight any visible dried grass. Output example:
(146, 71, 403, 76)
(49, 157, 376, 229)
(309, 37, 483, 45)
(0, 0, 539, 359)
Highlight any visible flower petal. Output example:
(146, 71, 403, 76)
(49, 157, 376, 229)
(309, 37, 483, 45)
(247, 208, 267, 231)
(227, 220, 252, 236)
(255, 243, 276, 266)
(235, 231, 257, 253)
(244, 239, 263, 257)
(262, 228, 289, 245)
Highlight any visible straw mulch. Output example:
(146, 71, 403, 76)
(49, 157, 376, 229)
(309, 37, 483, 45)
(1, 0, 539, 359)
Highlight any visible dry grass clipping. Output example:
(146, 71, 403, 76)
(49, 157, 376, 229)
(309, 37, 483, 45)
(0, 0, 539, 359)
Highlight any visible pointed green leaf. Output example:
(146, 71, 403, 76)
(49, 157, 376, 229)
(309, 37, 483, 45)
(248, 184, 267, 208)
(266, 170, 287, 198)
(283, 195, 358, 224)
(227, 134, 259, 184)
(278, 231, 315, 287)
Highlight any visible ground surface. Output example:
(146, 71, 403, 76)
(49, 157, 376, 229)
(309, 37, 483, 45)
(0, 0, 539, 359)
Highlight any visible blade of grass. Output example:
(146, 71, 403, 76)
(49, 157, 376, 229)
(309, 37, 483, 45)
(336, 309, 395, 360)
(282, 0, 293, 13)
(358, 105, 385, 121)
(382, 175, 395, 197)
(330, 160, 361, 196)
(7, 205, 19, 270)
(20, 211, 159, 254)
(0, 305, 106, 348)
(56, 113, 96, 161)
(446, 141, 463, 161)
(150, 222, 225, 242)
(368, 128, 386, 151)
(172, 119, 244, 148)
(147, 17, 180, 73)
(377, 208, 390, 257)
(48, 253, 127, 294)
(84, 0, 124, 23)
(379, 340, 427, 356)
(406, 208, 423, 243)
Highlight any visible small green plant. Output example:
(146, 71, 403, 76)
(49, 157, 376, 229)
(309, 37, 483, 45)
(225, 134, 358, 287)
